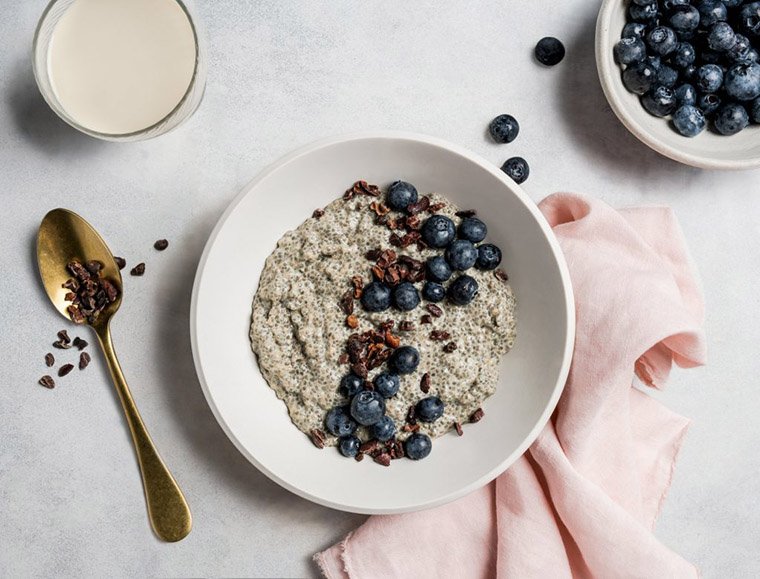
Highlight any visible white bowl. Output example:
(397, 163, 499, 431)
(596, 0, 760, 170)
(190, 132, 574, 514)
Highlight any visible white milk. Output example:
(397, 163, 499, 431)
(47, 0, 197, 135)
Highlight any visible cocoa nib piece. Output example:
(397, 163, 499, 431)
(426, 304, 443, 317)
(310, 428, 326, 449)
(58, 364, 74, 377)
(402, 422, 420, 433)
(345, 180, 381, 199)
(455, 209, 477, 218)
(67, 306, 85, 325)
(369, 201, 390, 216)
(346, 314, 359, 329)
(338, 353, 349, 365)
(351, 361, 368, 379)
(454, 422, 464, 436)
(38, 375, 55, 389)
(470, 407, 485, 423)
(429, 330, 451, 341)
(312, 208, 325, 219)
(85, 260, 103, 275)
(130, 263, 146, 276)
(406, 195, 430, 215)
(420, 372, 431, 393)
(374, 453, 391, 467)
(67, 261, 90, 281)
(406, 405, 417, 425)
(379, 319, 395, 331)
(443, 342, 458, 353)
(45, 353, 55, 367)
(114, 256, 127, 270)
(351, 276, 364, 299)
(79, 352, 91, 370)
(339, 290, 354, 315)
(154, 239, 169, 251)
(494, 269, 509, 282)
(355, 453, 365, 462)
(72, 336, 88, 350)
(360, 439, 382, 455)
(53, 339, 71, 350)
(63, 260, 120, 325)
(398, 321, 415, 331)
(389, 233, 402, 247)
(428, 202, 446, 212)
(365, 248, 382, 261)
(57, 330, 71, 344)
(384, 331, 400, 349)
(420, 314, 432, 324)
(397, 255, 422, 270)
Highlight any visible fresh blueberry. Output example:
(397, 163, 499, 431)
(698, 92, 722, 114)
(476, 243, 502, 270)
(421, 215, 456, 248)
(387, 180, 418, 211)
(416, 396, 445, 422)
(340, 373, 364, 397)
(752, 97, 760, 122)
(535, 37, 565, 66)
(675, 83, 698, 106)
(673, 42, 696, 69)
(673, 105, 707, 136)
(697, 64, 724, 92)
(445, 240, 478, 271)
(373, 372, 400, 398)
(714, 102, 750, 134)
(393, 282, 420, 311)
(630, 1, 659, 23)
(739, 2, 760, 38)
(647, 26, 678, 56)
(361, 281, 392, 312)
(448, 275, 479, 305)
(404, 432, 432, 460)
(623, 22, 648, 39)
(372, 416, 397, 441)
(697, 0, 728, 27)
(350, 390, 386, 426)
(422, 282, 446, 302)
(641, 86, 678, 117)
(488, 114, 520, 143)
(389, 345, 420, 374)
(742, 48, 760, 64)
(682, 64, 699, 83)
(646, 55, 662, 71)
(708, 22, 737, 52)
(501, 157, 530, 184)
(426, 255, 452, 282)
(724, 63, 760, 100)
(325, 406, 358, 437)
(657, 65, 679, 88)
(338, 435, 361, 458)
(458, 217, 487, 243)
(668, 6, 701, 35)
(727, 34, 752, 62)
(623, 61, 658, 94)
(614, 36, 647, 65)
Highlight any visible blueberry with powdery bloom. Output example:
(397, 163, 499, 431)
(392, 282, 420, 311)
(421, 215, 456, 248)
(422, 282, 446, 303)
(697, 64, 724, 93)
(672, 105, 707, 137)
(448, 275, 479, 305)
(476, 244, 502, 270)
(501, 157, 530, 184)
(361, 281, 392, 312)
(373, 372, 400, 398)
(699, 93, 722, 115)
(340, 373, 364, 397)
(350, 390, 385, 426)
(458, 217, 487, 243)
(697, 0, 728, 28)
(708, 22, 737, 52)
(673, 43, 696, 69)
(325, 406, 357, 437)
(714, 103, 750, 135)
(372, 416, 396, 442)
(389, 346, 419, 374)
(405, 432, 432, 460)
(445, 240, 478, 271)
(426, 255, 452, 282)
(668, 6, 701, 36)
(623, 61, 658, 94)
(630, 1, 659, 23)
(739, 2, 760, 38)
(614, 36, 647, 65)
(646, 26, 678, 56)
(641, 86, 678, 117)
(657, 65, 679, 88)
(488, 114, 520, 143)
(338, 435, 361, 458)
(675, 84, 697, 106)
(534, 37, 565, 66)
(623, 22, 648, 39)
(386, 181, 418, 212)
(724, 63, 760, 101)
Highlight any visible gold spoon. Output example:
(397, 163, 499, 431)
(37, 208, 192, 542)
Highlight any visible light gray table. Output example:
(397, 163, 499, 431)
(2, 1, 759, 577)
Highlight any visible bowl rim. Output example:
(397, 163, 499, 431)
(595, 0, 760, 171)
(189, 131, 576, 514)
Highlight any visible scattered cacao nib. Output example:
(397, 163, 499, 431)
(310, 428, 326, 449)
(399, 231, 421, 247)
(79, 352, 91, 370)
(355, 453, 364, 462)
(371, 265, 385, 281)
(377, 249, 397, 267)
(398, 321, 415, 331)
(67, 261, 90, 280)
(67, 306, 85, 325)
(351, 276, 364, 299)
(154, 239, 169, 251)
(345, 180, 381, 199)
(386, 217, 401, 230)
(366, 248, 382, 260)
(470, 408, 485, 423)
(428, 202, 446, 212)
(393, 439, 405, 458)
(363, 379, 375, 391)
(339, 290, 354, 315)
(384, 331, 400, 349)
(338, 353, 349, 365)
(420, 372, 431, 393)
(62, 260, 121, 325)
(401, 423, 420, 433)
(406, 196, 430, 215)
(351, 362, 368, 379)
(409, 268, 426, 283)
(312, 208, 325, 219)
(373, 347, 393, 368)
(360, 440, 382, 455)
(404, 215, 421, 230)
(406, 405, 417, 424)
(346, 314, 359, 329)
(44, 353, 55, 367)
(369, 201, 390, 216)
(455, 209, 477, 218)
(114, 256, 127, 270)
(416, 240, 429, 252)
(64, 292, 77, 302)
(420, 314, 432, 324)
(443, 342, 458, 353)
(426, 304, 443, 317)
(397, 255, 422, 270)
(429, 330, 450, 341)
(130, 263, 146, 276)
(58, 364, 74, 377)
(57, 330, 71, 344)
(389, 233, 402, 247)
(85, 260, 103, 275)
(72, 336, 88, 350)
(53, 340, 71, 350)
(454, 422, 464, 436)
(379, 319, 395, 331)
(374, 453, 391, 467)
(38, 375, 55, 389)
(494, 269, 509, 282)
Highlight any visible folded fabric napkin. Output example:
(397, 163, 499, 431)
(315, 193, 707, 579)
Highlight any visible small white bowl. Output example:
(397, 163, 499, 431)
(596, 0, 760, 170)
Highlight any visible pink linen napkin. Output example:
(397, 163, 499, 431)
(315, 193, 706, 579)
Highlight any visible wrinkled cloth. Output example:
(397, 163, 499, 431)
(315, 193, 706, 579)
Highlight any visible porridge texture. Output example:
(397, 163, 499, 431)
(250, 183, 516, 451)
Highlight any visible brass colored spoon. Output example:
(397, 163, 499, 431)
(37, 208, 192, 542)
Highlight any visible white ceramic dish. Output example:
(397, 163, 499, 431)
(596, 0, 760, 170)
(190, 132, 574, 514)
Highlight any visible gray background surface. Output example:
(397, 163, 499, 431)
(1, 0, 759, 577)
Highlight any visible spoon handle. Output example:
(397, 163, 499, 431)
(95, 324, 192, 542)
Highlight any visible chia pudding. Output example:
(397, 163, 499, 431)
(250, 180, 516, 464)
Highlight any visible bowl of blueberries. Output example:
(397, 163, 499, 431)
(596, 0, 760, 169)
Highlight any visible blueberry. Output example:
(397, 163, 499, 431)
(501, 157, 530, 184)
(646, 55, 662, 71)
(445, 239, 478, 271)
(698, 92, 722, 114)
(372, 416, 397, 441)
(535, 37, 565, 66)
(389, 345, 420, 374)
(742, 49, 760, 64)
(623, 61, 658, 94)
(673, 105, 707, 136)
(682, 64, 699, 83)
(458, 217, 487, 243)
(647, 26, 678, 56)
(393, 282, 420, 311)
(325, 406, 358, 437)
(421, 215, 456, 248)
(422, 281, 446, 302)
(714, 102, 750, 134)
(697, 0, 728, 27)
(673, 42, 696, 69)
(752, 97, 760, 122)
(728, 35, 753, 62)
(708, 22, 736, 53)
(405, 432, 432, 460)
(340, 373, 364, 397)
(739, 2, 760, 38)
(623, 22, 648, 39)
(387, 180, 418, 212)
(630, 1, 659, 23)
(350, 390, 386, 426)
(724, 63, 760, 100)
(476, 243, 502, 270)
(488, 114, 520, 143)
(668, 6, 700, 35)
(641, 86, 678, 117)
(426, 255, 452, 282)
(338, 435, 361, 458)
(448, 275, 479, 305)
(657, 65, 679, 88)
(675, 83, 698, 106)
(373, 372, 400, 398)
(415, 396, 445, 422)
(614, 36, 647, 65)
(697, 64, 724, 92)
(361, 281, 392, 312)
